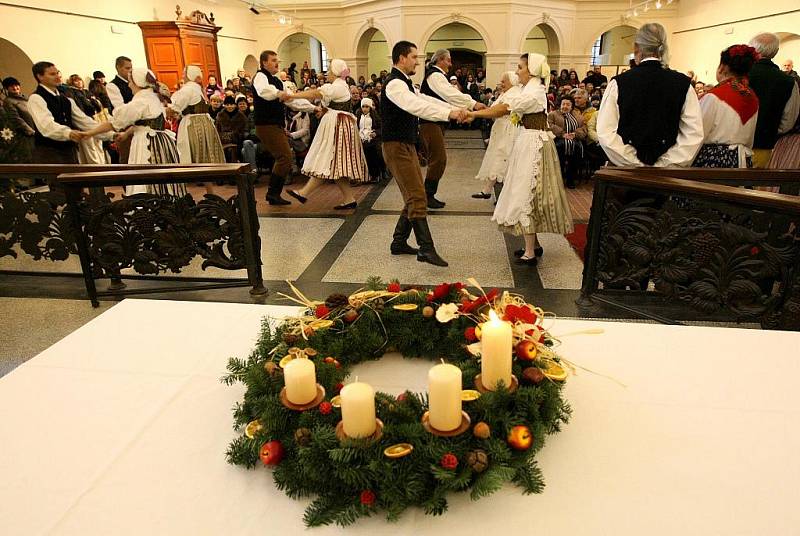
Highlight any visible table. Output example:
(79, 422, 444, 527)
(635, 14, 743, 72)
(1, 299, 799, 535)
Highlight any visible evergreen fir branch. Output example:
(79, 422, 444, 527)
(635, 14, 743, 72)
(512, 458, 545, 495)
(225, 436, 260, 468)
(365, 275, 384, 291)
(469, 465, 516, 501)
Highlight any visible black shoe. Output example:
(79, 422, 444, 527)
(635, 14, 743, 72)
(427, 196, 446, 209)
(566, 179, 576, 189)
(334, 201, 357, 210)
(287, 190, 307, 204)
(411, 218, 448, 267)
(391, 215, 418, 255)
(471, 192, 492, 199)
(515, 256, 538, 266)
(514, 247, 544, 258)
(267, 196, 291, 205)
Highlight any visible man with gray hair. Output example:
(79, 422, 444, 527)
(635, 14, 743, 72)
(747, 32, 800, 167)
(419, 49, 486, 208)
(597, 22, 703, 166)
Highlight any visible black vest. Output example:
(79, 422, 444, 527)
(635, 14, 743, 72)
(253, 69, 286, 126)
(380, 68, 420, 143)
(615, 61, 690, 165)
(33, 85, 76, 149)
(749, 59, 796, 149)
(420, 64, 448, 125)
(110, 75, 133, 105)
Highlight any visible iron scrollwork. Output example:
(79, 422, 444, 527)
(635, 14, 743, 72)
(0, 184, 78, 262)
(83, 193, 249, 278)
(594, 188, 800, 329)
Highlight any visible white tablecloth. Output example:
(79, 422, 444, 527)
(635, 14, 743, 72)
(1, 299, 799, 535)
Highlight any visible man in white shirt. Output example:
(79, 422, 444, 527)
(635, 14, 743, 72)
(27, 61, 101, 164)
(381, 41, 467, 267)
(419, 49, 486, 208)
(597, 23, 703, 167)
(105, 56, 133, 112)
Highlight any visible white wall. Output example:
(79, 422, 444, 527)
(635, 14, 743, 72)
(0, 0, 257, 88)
(367, 32, 390, 78)
(670, 0, 800, 81)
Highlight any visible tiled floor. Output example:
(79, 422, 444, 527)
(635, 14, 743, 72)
(0, 131, 601, 321)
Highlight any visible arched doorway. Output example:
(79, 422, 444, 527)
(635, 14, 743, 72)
(278, 33, 330, 82)
(776, 32, 800, 71)
(589, 25, 637, 75)
(424, 22, 486, 77)
(522, 24, 560, 63)
(356, 28, 390, 82)
(242, 54, 258, 77)
(0, 38, 35, 94)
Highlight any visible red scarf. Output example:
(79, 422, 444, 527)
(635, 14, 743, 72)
(708, 77, 759, 125)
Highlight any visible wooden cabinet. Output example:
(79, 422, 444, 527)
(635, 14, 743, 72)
(138, 8, 221, 91)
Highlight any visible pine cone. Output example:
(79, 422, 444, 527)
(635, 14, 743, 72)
(372, 298, 385, 313)
(294, 427, 312, 447)
(325, 293, 349, 309)
(282, 332, 299, 345)
(466, 449, 489, 473)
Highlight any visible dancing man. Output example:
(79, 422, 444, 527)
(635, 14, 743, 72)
(382, 41, 467, 267)
(420, 49, 485, 208)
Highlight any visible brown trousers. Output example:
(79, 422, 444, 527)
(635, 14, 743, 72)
(256, 124, 293, 177)
(419, 122, 447, 183)
(382, 141, 428, 220)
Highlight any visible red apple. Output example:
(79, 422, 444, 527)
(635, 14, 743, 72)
(259, 440, 284, 466)
(515, 340, 537, 361)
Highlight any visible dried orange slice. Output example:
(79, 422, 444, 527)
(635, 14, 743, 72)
(330, 395, 342, 408)
(393, 303, 418, 311)
(542, 360, 567, 381)
(244, 419, 263, 439)
(384, 443, 414, 458)
(461, 389, 481, 401)
(279, 355, 295, 368)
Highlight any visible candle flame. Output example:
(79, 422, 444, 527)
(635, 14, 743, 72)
(489, 309, 500, 322)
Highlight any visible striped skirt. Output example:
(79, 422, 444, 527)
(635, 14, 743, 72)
(126, 127, 187, 197)
(302, 110, 369, 183)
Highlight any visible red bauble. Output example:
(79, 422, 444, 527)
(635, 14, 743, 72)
(319, 401, 333, 415)
(397, 391, 408, 402)
(464, 327, 478, 342)
(335, 382, 344, 393)
(387, 282, 401, 293)
(360, 489, 376, 506)
(315, 304, 330, 318)
(440, 452, 459, 470)
(259, 440, 284, 466)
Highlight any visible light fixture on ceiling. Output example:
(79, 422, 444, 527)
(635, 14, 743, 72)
(655, 0, 662, 8)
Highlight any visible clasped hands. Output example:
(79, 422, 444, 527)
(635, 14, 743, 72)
(449, 108, 474, 124)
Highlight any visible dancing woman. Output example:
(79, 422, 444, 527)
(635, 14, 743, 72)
(472, 70, 522, 200)
(282, 59, 369, 210)
(466, 53, 573, 265)
(82, 68, 186, 196)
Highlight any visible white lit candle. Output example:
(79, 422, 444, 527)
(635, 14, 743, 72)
(428, 361, 462, 431)
(340, 380, 376, 438)
(481, 309, 512, 390)
(284, 357, 317, 405)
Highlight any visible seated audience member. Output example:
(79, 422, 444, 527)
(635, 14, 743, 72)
(356, 97, 384, 182)
(548, 95, 587, 188)
(215, 96, 247, 162)
(287, 109, 311, 173)
(209, 94, 223, 120)
(206, 75, 224, 99)
(694, 44, 761, 168)
(556, 69, 570, 87)
(694, 81, 706, 98)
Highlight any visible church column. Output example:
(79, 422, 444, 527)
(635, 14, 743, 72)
(341, 57, 367, 81)
(484, 53, 523, 87)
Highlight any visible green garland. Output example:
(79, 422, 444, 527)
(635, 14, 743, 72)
(223, 277, 572, 527)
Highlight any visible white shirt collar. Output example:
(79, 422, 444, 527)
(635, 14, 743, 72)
(640, 57, 661, 64)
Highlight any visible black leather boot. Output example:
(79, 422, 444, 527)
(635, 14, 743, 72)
(411, 218, 448, 266)
(425, 180, 446, 209)
(390, 215, 418, 255)
(266, 174, 291, 205)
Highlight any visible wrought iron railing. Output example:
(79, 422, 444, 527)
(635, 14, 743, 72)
(580, 168, 800, 330)
(0, 164, 265, 306)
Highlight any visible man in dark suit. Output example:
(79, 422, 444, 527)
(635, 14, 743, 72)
(748, 33, 800, 167)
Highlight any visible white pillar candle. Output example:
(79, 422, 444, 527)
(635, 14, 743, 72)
(284, 357, 317, 405)
(340, 381, 376, 438)
(481, 309, 512, 390)
(428, 362, 462, 431)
